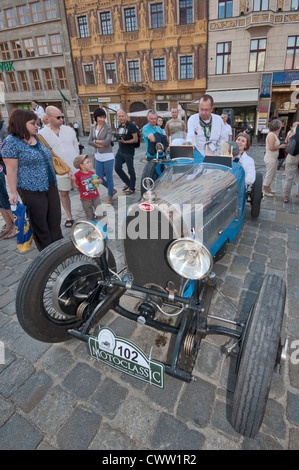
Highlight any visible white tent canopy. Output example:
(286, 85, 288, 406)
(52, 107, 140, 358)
(127, 110, 172, 118)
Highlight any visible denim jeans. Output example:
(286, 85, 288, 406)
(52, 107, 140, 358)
(114, 150, 136, 191)
(95, 158, 114, 196)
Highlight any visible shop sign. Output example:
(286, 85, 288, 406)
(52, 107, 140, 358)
(0, 61, 15, 72)
(260, 73, 272, 98)
(87, 97, 111, 103)
(272, 71, 299, 86)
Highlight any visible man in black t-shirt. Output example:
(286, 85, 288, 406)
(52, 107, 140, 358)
(115, 110, 138, 194)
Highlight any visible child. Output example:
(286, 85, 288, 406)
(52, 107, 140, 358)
(72, 155, 102, 221)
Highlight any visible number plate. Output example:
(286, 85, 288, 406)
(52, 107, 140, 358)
(88, 327, 165, 389)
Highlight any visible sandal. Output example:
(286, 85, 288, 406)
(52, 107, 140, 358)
(0, 226, 14, 238)
(283, 196, 289, 203)
(124, 189, 135, 195)
(3, 228, 17, 239)
(122, 185, 129, 191)
(65, 219, 74, 227)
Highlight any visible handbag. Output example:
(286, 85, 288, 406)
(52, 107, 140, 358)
(11, 201, 33, 252)
(36, 134, 71, 175)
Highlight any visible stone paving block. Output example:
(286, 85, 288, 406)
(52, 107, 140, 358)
(144, 374, 184, 411)
(41, 345, 75, 378)
(9, 334, 51, 362)
(151, 412, 205, 450)
(29, 385, 77, 437)
(176, 378, 217, 428)
(287, 391, 299, 427)
(0, 413, 43, 450)
(61, 362, 102, 400)
(11, 371, 53, 413)
(110, 396, 160, 443)
(90, 422, 146, 450)
(56, 405, 102, 450)
(262, 398, 286, 439)
(89, 377, 128, 418)
(0, 357, 35, 398)
(0, 395, 15, 427)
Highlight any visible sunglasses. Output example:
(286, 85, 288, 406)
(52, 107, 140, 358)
(55, 116, 64, 120)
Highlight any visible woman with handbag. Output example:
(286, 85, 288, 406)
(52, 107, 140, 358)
(2, 108, 63, 251)
(0, 138, 16, 239)
(283, 124, 299, 203)
(88, 108, 116, 205)
(263, 119, 286, 197)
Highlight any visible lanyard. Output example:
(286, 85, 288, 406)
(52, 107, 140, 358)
(199, 116, 212, 141)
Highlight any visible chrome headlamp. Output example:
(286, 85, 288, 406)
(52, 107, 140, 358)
(167, 237, 213, 280)
(71, 220, 107, 258)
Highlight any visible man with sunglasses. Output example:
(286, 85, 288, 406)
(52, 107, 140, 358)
(39, 106, 79, 227)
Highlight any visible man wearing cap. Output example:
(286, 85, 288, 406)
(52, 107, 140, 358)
(39, 106, 79, 227)
(187, 94, 227, 155)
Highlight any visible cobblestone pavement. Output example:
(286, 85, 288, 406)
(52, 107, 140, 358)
(0, 138, 298, 451)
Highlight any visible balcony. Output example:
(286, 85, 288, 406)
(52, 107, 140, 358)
(209, 10, 299, 32)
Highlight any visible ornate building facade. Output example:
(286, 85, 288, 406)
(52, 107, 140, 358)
(0, 0, 81, 125)
(208, 0, 299, 136)
(65, 0, 208, 132)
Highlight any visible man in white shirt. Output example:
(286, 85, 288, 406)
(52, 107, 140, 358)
(187, 94, 227, 155)
(32, 100, 44, 124)
(39, 106, 79, 227)
(221, 114, 233, 141)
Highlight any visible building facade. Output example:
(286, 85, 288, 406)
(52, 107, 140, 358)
(65, 0, 208, 132)
(208, 0, 299, 137)
(0, 0, 81, 127)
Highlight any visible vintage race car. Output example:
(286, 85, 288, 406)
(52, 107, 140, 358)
(16, 141, 287, 438)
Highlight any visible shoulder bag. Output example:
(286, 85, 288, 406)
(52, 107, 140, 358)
(36, 134, 71, 175)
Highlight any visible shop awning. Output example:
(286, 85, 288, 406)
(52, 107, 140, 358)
(200, 89, 259, 107)
(127, 110, 172, 118)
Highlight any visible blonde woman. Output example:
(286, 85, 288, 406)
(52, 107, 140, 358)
(263, 119, 286, 196)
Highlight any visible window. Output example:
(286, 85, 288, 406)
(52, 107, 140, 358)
(36, 36, 48, 55)
(253, 0, 269, 11)
(0, 12, 5, 30)
(30, 2, 43, 22)
(291, 0, 299, 10)
(285, 36, 299, 69)
(216, 42, 231, 74)
(0, 73, 7, 93)
(249, 38, 266, 72)
(124, 8, 137, 32)
(180, 55, 193, 79)
(23, 38, 35, 57)
(105, 62, 117, 83)
(128, 60, 140, 82)
(0, 43, 11, 60)
(179, 0, 193, 25)
(49, 34, 62, 53)
(17, 5, 30, 25)
(56, 67, 67, 88)
(44, 0, 57, 20)
(153, 58, 165, 81)
(11, 41, 23, 59)
(218, 1, 232, 18)
(78, 16, 89, 38)
(84, 64, 95, 85)
(43, 69, 54, 89)
(7, 72, 18, 92)
(4, 8, 17, 28)
(150, 3, 164, 28)
(31, 70, 42, 90)
(18, 71, 30, 91)
(100, 12, 112, 34)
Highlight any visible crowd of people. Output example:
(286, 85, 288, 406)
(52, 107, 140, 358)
(0, 94, 298, 252)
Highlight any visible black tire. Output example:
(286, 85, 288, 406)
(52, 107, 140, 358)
(250, 172, 263, 218)
(231, 274, 286, 437)
(140, 160, 161, 195)
(16, 238, 116, 343)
